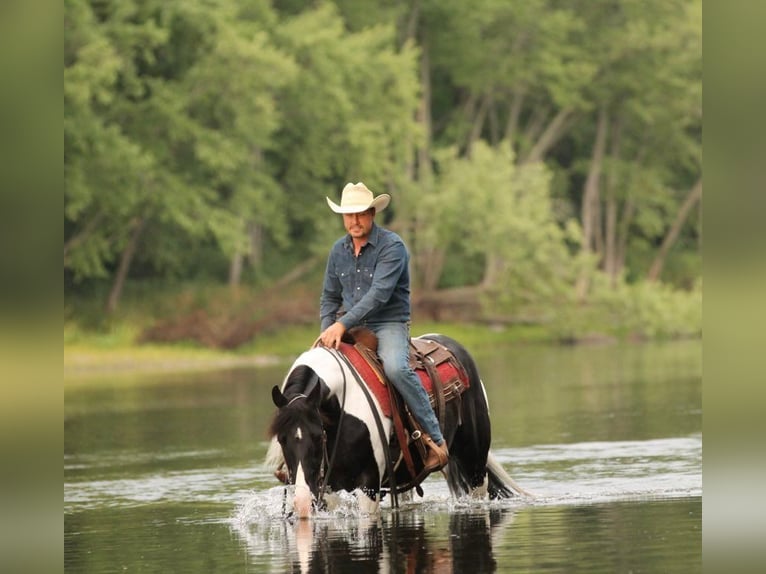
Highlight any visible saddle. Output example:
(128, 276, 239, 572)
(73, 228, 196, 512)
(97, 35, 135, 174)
(338, 327, 469, 492)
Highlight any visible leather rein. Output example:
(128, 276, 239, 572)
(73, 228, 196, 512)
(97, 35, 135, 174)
(317, 346, 400, 509)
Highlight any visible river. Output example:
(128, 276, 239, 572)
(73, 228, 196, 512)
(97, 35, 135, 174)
(65, 339, 701, 572)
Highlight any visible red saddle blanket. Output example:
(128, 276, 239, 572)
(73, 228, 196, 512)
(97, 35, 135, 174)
(337, 341, 468, 418)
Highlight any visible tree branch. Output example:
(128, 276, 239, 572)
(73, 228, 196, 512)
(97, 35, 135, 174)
(647, 178, 702, 282)
(521, 106, 575, 164)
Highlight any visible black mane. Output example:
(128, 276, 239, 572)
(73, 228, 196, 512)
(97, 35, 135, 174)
(268, 365, 336, 438)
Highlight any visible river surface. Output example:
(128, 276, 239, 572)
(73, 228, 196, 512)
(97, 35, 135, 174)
(65, 339, 701, 572)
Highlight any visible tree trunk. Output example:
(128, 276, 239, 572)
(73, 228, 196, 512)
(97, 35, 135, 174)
(105, 217, 146, 314)
(465, 93, 489, 156)
(248, 223, 264, 268)
(615, 146, 646, 277)
(420, 247, 446, 292)
(647, 178, 702, 282)
(503, 87, 526, 151)
(520, 104, 549, 154)
(616, 198, 636, 277)
(270, 256, 322, 291)
(229, 252, 243, 288)
(521, 106, 575, 165)
(487, 91, 500, 146)
(400, 0, 420, 49)
(604, 117, 623, 285)
(575, 106, 609, 300)
(417, 34, 433, 181)
(481, 252, 505, 289)
(593, 188, 604, 258)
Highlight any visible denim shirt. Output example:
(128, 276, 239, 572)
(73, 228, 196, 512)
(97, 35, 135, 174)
(320, 223, 411, 331)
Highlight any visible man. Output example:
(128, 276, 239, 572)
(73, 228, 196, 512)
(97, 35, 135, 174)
(319, 182, 449, 473)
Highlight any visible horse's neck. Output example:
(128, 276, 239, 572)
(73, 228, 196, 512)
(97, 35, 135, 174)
(296, 347, 384, 424)
(295, 348, 349, 398)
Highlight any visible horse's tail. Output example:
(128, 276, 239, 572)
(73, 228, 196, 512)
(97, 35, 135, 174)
(486, 451, 533, 498)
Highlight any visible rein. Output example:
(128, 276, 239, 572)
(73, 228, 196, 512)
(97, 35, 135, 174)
(315, 349, 347, 506)
(320, 346, 399, 510)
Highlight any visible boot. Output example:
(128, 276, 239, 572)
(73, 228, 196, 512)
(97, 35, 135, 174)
(421, 434, 449, 473)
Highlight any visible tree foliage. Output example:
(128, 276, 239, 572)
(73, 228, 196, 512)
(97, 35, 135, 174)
(65, 0, 701, 337)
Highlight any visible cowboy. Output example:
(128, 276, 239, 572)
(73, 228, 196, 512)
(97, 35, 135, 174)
(319, 182, 449, 473)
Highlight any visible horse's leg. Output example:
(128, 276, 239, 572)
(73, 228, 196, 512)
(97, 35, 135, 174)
(354, 488, 380, 515)
(468, 474, 489, 499)
(443, 382, 493, 498)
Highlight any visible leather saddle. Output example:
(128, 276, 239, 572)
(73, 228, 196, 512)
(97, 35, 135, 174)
(339, 327, 469, 491)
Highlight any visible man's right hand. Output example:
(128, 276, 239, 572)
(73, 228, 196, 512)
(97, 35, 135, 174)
(319, 321, 347, 349)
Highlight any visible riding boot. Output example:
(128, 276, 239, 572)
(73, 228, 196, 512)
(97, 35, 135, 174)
(421, 433, 449, 473)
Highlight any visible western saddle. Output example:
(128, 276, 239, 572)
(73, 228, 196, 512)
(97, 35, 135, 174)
(340, 327, 469, 492)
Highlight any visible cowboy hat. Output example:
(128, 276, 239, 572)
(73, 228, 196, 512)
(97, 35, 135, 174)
(326, 182, 390, 214)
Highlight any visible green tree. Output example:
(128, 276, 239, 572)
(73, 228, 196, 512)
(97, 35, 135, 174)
(268, 2, 421, 252)
(65, 0, 293, 308)
(414, 142, 584, 319)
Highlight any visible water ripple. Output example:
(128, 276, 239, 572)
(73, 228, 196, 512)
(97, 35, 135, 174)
(65, 435, 701, 514)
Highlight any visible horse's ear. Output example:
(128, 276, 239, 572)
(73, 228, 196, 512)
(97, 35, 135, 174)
(272, 385, 288, 408)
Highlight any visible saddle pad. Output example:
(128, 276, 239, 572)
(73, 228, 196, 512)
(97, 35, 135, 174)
(339, 342, 392, 416)
(338, 342, 468, 418)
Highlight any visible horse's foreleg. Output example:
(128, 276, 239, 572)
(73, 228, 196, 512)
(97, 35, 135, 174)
(354, 488, 381, 515)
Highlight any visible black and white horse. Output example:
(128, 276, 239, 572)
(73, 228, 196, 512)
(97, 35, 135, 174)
(266, 333, 528, 518)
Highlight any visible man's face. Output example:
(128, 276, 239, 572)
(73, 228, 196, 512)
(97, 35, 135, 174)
(343, 208, 375, 239)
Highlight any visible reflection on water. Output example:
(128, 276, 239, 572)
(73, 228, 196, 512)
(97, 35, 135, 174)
(230, 487, 700, 573)
(233, 495, 516, 574)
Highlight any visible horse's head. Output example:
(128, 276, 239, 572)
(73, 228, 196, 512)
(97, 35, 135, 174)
(270, 372, 327, 518)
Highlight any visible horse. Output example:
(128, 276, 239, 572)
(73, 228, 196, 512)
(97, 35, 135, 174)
(265, 333, 529, 518)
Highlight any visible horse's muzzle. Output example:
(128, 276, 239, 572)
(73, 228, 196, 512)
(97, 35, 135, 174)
(293, 484, 313, 519)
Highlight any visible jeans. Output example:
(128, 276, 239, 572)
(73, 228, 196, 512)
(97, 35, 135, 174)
(368, 322, 445, 445)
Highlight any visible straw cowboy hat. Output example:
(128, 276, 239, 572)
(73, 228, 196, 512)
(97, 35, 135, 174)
(326, 182, 390, 214)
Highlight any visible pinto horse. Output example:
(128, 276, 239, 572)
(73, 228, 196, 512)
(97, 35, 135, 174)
(266, 333, 528, 518)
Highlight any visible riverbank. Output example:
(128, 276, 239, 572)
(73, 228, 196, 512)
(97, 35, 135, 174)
(64, 321, 552, 379)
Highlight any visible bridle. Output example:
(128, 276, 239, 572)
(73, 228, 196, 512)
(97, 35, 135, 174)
(280, 348, 346, 514)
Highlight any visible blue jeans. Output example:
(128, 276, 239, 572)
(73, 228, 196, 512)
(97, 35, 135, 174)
(368, 322, 444, 445)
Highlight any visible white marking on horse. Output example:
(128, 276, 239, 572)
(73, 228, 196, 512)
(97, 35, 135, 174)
(295, 426, 302, 441)
(289, 348, 392, 479)
(293, 462, 313, 519)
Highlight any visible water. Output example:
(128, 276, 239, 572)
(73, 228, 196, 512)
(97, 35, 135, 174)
(65, 340, 701, 572)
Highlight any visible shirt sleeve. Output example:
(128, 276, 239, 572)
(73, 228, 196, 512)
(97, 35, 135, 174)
(319, 250, 343, 331)
(339, 239, 407, 329)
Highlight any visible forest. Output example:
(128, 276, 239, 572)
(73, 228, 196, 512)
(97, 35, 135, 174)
(64, 0, 702, 349)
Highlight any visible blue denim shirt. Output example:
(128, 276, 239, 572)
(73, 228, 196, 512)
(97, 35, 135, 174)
(320, 223, 411, 331)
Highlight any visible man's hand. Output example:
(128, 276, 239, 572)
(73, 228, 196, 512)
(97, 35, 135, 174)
(319, 321, 347, 349)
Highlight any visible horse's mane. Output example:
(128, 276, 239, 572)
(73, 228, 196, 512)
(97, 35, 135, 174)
(264, 359, 342, 473)
(267, 398, 322, 438)
(267, 363, 338, 440)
